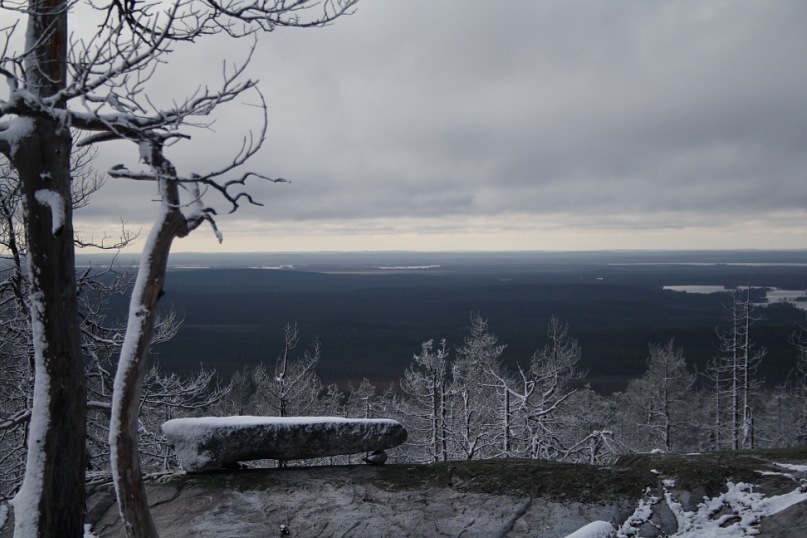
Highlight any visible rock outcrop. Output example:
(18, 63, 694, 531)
(162, 416, 407, 472)
(4, 448, 806, 537)
(89, 461, 647, 537)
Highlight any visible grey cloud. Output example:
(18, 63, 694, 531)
(76, 1, 807, 249)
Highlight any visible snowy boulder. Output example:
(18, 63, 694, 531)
(162, 416, 407, 472)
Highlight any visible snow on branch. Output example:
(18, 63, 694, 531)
(0, 117, 34, 159)
(0, 408, 31, 431)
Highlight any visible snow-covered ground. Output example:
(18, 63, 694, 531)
(567, 464, 807, 537)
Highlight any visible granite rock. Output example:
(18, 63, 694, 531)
(162, 416, 407, 472)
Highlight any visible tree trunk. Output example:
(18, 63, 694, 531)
(11, 116, 87, 538)
(503, 389, 511, 456)
(9, 0, 87, 535)
(110, 155, 187, 537)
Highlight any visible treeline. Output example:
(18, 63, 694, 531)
(210, 298, 807, 467)
(3, 295, 807, 498)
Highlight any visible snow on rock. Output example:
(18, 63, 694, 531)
(616, 491, 659, 536)
(565, 520, 616, 537)
(605, 478, 807, 538)
(162, 416, 408, 472)
(654, 481, 807, 537)
(775, 463, 807, 473)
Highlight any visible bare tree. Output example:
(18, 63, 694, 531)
(707, 288, 765, 450)
(1, 1, 357, 535)
(252, 323, 321, 417)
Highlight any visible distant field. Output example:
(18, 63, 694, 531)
(98, 250, 807, 393)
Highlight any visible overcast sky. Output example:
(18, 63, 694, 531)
(76, 1, 807, 253)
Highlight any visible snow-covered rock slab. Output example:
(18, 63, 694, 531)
(162, 416, 407, 472)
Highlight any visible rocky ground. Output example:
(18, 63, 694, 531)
(4, 448, 807, 537)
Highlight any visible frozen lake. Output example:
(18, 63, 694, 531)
(664, 285, 807, 310)
(663, 285, 729, 294)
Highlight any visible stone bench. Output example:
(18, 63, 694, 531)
(162, 416, 407, 472)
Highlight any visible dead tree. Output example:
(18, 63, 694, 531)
(1, 1, 357, 536)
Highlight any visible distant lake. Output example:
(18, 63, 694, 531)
(663, 285, 729, 294)
(664, 285, 807, 310)
(765, 288, 807, 309)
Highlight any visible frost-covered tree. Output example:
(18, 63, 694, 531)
(449, 314, 506, 460)
(753, 385, 802, 448)
(396, 316, 588, 463)
(346, 377, 388, 419)
(400, 339, 450, 462)
(518, 317, 584, 459)
(0, 1, 357, 535)
(778, 327, 807, 445)
(0, 164, 33, 501)
(620, 340, 695, 452)
(316, 383, 349, 418)
(252, 324, 321, 418)
(557, 387, 618, 464)
(215, 367, 255, 417)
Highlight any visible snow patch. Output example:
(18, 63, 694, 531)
(759, 485, 807, 516)
(617, 489, 659, 536)
(0, 504, 8, 530)
(34, 189, 66, 235)
(565, 520, 616, 537)
(757, 470, 796, 481)
(775, 462, 807, 473)
(374, 265, 442, 270)
(138, 140, 153, 164)
(0, 117, 35, 157)
(250, 265, 295, 270)
(605, 479, 807, 538)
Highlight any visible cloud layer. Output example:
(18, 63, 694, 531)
(77, 1, 807, 252)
